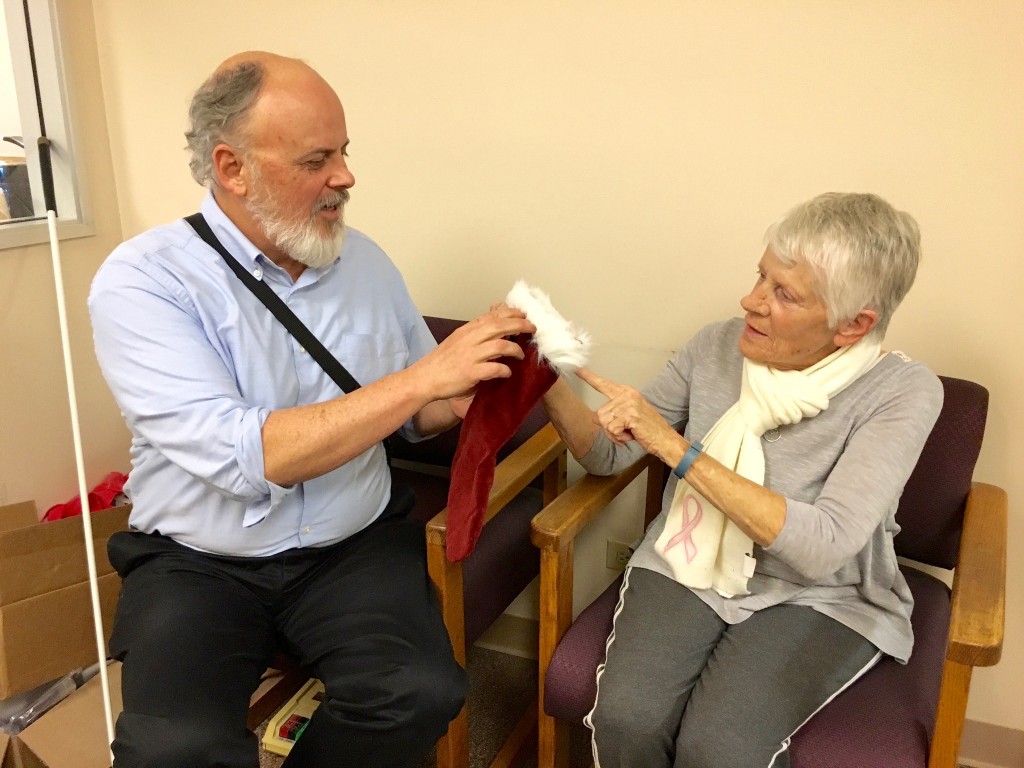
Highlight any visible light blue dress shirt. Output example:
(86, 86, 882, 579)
(89, 193, 436, 556)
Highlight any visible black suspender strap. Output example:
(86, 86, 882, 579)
(184, 212, 363, 396)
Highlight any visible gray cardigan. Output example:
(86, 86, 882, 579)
(579, 318, 943, 662)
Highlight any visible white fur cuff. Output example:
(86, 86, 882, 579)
(505, 280, 592, 373)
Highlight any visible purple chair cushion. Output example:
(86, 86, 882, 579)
(543, 574, 621, 720)
(894, 376, 987, 568)
(544, 568, 950, 768)
(394, 466, 542, 647)
(790, 567, 950, 767)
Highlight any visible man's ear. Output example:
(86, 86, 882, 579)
(834, 309, 879, 348)
(211, 143, 248, 196)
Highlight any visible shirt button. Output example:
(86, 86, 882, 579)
(304, 527, 312, 534)
(298, 346, 307, 354)
(252, 267, 263, 279)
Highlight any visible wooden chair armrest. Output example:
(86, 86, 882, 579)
(531, 454, 657, 552)
(426, 422, 565, 545)
(947, 481, 1007, 667)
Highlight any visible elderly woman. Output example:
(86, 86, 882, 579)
(542, 192, 942, 768)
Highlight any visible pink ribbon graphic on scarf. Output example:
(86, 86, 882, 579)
(663, 493, 703, 564)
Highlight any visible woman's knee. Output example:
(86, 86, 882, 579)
(675, 712, 788, 768)
(589, 692, 677, 749)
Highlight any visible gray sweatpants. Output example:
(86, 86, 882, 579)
(587, 567, 881, 768)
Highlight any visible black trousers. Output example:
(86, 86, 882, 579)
(106, 506, 466, 768)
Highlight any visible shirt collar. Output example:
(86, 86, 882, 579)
(199, 191, 340, 284)
(200, 191, 265, 272)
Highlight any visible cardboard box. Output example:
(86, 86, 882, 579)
(1, 731, 44, 768)
(0, 502, 130, 699)
(0, 502, 38, 534)
(11, 662, 123, 768)
(1, 731, 28, 768)
(6, 663, 291, 766)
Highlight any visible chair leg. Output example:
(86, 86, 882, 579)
(538, 708, 570, 768)
(427, 527, 469, 768)
(489, 701, 538, 768)
(537, 543, 575, 768)
(436, 705, 470, 768)
(927, 659, 973, 768)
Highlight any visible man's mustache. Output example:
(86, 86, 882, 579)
(315, 189, 350, 212)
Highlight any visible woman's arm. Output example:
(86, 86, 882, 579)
(542, 377, 600, 459)
(579, 367, 787, 546)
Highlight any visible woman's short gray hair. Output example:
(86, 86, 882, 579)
(184, 61, 264, 186)
(765, 192, 921, 341)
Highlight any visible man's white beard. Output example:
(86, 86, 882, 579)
(247, 175, 349, 270)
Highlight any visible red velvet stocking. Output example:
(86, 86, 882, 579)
(445, 333, 558, 561)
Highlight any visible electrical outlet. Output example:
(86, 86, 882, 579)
(605, 540, 632, 571)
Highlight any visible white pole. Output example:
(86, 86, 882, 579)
(46, 211, 116, 757)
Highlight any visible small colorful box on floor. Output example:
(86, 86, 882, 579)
(261, 678, 324, 756)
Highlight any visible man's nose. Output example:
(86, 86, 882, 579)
(328, 158, 355, 190)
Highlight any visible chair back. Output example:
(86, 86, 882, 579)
(893, 376, 988, 569)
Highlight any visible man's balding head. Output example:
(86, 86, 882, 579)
(184, 51, 338, 187)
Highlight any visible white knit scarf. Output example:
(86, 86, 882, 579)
(654, 338, 883, 597)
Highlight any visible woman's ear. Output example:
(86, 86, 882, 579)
(834, 309, 879, 348)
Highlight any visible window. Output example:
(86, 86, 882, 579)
(1, 0, 91, 249)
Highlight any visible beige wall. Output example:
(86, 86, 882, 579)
(81, 0, 1022, 733)
(0, 0, 127, 512)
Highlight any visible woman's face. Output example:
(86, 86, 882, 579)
(738, 248, 840, 371)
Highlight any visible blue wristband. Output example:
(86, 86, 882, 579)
(673, 441, 704, 479)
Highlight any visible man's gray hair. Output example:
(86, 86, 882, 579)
(765, 192, 921, 341)
(184, 61, 264, 186)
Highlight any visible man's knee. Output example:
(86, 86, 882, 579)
(112, 712, 256, 768)
(394, 652, 468, 732)
(429, 655, 468, 723)
(305, 652, 466, 761)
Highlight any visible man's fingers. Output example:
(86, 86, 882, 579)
(489, 337, 526, 361)
(477, 360, 514, 382)
(472, 308, 534, 340)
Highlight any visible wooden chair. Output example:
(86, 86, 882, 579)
(248, 316, 568, 768)
(531, 375, 1006, 768)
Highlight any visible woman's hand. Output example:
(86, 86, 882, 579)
(578, 369, 786, 548)
(576, 368, 683, 465)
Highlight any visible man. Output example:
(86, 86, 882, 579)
(89, 51, 533, 768)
